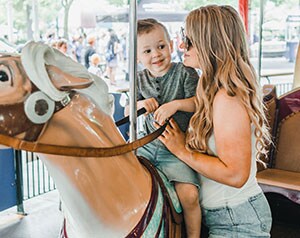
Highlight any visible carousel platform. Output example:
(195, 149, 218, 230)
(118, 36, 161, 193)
(1, 190, 299, 238)
(0, 190, 62, 238)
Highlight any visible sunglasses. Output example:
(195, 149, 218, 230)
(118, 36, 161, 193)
(180, 27, 193, 51)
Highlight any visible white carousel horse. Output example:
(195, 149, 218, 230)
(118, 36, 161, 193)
(0, 42, 183, 237)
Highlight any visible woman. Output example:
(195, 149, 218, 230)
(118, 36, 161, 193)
(157, 5, 272, 237)
(105, 29, 120, 85)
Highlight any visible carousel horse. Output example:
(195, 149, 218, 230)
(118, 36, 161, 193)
(0, 42, 183, 237)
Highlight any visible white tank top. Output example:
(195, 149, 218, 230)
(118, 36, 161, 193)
(199, 126, 262, 209)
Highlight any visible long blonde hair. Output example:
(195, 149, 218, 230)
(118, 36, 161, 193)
(185, 5, 270, 159)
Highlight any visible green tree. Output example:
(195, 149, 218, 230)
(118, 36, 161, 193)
(182, 0, 237, 10)
(251, 0, 295, 8)
(0, 0, 61, 43)
(0, 0, 29, 41)
(61, 0, 74, 39)
(106, 0, 126, 7)
(106, 0, 168, 7)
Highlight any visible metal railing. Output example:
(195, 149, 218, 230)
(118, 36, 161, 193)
(21, 151, 56, 200)
(274, 83, 293, 96)
(260, 71, 294, 84)
(260, 72, 294, 96)
(16, 150, 56, 214)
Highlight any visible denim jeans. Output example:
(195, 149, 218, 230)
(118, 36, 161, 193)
(202, 192, 272, 237)
(137, 140, 199, 188)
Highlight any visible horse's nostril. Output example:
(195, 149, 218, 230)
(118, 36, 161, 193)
(0, 71, 9, 82)
(35, 99, 49, 116)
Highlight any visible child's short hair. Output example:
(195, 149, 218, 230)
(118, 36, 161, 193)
(87, 34, 96, 44)
(90, 53, 101, 65)
(57, 38, 67, 48)
(137, 18, 170, 41)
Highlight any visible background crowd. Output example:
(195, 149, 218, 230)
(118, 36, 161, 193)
(43, 26, 184, 87)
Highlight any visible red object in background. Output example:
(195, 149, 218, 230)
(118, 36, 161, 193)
(239, 0, 249, 35)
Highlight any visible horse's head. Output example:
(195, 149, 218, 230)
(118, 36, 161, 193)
(0, 41, 114, 142)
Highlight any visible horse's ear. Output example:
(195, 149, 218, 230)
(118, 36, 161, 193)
(46, 65, 93, 91)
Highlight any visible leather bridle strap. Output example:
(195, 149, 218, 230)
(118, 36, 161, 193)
(115, 107, 147, 127)
(0, 121, 168, 157)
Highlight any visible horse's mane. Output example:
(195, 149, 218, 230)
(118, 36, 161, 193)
(21, 41, 114, 115)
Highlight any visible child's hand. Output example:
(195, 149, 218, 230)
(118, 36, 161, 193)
(138, 98, 159, 114)
(154, 101, 178, 125)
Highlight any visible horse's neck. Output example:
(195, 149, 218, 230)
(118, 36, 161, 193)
(38, 95, 152, 236)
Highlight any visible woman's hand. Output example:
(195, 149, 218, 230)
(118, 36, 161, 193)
(155, 118, 187, 158)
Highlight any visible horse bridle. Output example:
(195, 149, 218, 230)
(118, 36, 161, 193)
(0, 90, 168, 157)
(0, 90, 77, 140)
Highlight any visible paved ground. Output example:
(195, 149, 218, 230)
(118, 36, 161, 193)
(1, 189, 299, 238)
(0, 190, 62, 238)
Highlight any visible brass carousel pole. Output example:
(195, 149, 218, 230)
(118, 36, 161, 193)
(128, 0, 138, 142)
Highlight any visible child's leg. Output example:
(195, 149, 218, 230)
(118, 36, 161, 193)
(175, 182, 201, 238)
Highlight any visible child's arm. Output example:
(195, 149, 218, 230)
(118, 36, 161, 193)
(154, 96, 195, 125)
(124, 97, 159, 116)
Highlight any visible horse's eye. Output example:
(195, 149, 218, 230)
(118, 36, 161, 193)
(0, 70, 9, 82)
(0, 64, 12, 86)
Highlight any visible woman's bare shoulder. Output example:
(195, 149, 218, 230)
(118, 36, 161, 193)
(214, 89, 238, 106)
(213, 89, 247, 119)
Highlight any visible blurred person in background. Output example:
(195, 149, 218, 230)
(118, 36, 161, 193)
(84, 35, 97, 68)
(72, 35, 84, 63)
(56, 38, 77, 61)
(105, 29, 119, 85)
(88, 53, 102, 77)
(56, 39, 68, 54)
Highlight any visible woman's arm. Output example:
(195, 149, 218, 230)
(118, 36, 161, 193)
(157, 90, 252, 188)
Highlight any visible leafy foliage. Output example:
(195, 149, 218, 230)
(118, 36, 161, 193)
(106, 0, 127, 7)
(178, 0, 297, 10)
(182, 0, 237, 10)
(0, 0, 61, 42)
(0, 0, 298, 43)
(107, 0, 169, 7)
